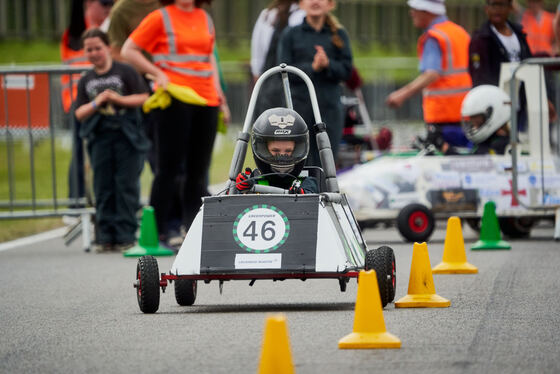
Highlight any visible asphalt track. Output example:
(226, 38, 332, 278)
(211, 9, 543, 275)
(1, 222, 559, 373)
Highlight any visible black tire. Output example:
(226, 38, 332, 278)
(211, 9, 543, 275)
(498, 217, 534, 238)
(396, 204, 435, 242)
(364, 246, 396, 307)
(174, 279, 197, 306)
(465, 218, 481, 232)
(136, 256, 160, 313)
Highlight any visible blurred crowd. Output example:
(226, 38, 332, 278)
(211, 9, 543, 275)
(60, 0, 560, 252)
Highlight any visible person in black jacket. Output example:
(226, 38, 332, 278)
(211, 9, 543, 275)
(469, 0, 532, 132)
(277, 0, 352, 167)
(468, 0, 532, 87)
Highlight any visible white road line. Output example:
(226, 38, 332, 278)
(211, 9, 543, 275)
(0, 227, 67, 252)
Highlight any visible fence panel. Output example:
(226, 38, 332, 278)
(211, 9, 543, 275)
(0, 0, 501, 48)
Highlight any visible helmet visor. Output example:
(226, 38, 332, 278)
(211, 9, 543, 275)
(462, 108, 491, 143)
(252, 134, 309, 171)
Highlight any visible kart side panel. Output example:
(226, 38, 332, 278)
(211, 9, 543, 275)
(199, 195, 318, 273)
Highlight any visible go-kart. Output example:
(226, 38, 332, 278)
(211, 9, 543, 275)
(338, 60, 560, 242)
(134, 64, 396, 313)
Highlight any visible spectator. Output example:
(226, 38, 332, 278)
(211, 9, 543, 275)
(235, 108, 318, 194)
(386, 0, 472, 154)
(469, 0, 532, 87)
(277, 0, 353, 167)
(554, 2, 560, 52)
(121, 0, 230, 244)
(469, 0, 532, 131)
(520, 0, 556, 56)
(61, 0, 114, 207)
(74, 29, 150, 253)
(251, 0, 305, 116)
(107, 0, 160, 60)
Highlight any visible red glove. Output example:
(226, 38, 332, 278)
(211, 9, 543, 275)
(235, 168, 253, 191)
(289, 179, 305, 194)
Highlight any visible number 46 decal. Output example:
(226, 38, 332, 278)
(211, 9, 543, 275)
(243, 220, 276, 241)
(233, 205, 290, 253)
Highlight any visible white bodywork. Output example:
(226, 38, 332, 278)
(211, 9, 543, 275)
(339, 61, 560, 222)
(171, 196, 366, 276)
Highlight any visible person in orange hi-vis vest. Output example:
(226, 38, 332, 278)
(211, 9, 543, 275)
(520, 0, 556, 56)
(121, 0, 230, 245)
(61, 0, 114, 114)
(386, 0, 472, 155)
(61, 0, 114, 205)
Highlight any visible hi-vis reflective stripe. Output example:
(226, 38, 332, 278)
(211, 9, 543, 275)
(63, 56, 89, 65)
(159, 8, 214, 53)
(429, 28, 466, 76)
(158, 8, 214, 77)
(423, 86, 471, 97)
(158, 62, 213, 77)
(152, 54, 210, 63)
(160, 8, 177, 55)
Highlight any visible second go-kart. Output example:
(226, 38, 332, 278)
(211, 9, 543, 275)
(134, 64, 396, 313)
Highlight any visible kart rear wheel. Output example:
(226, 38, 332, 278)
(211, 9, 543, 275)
(397, 204, 435, 243)
(364, 246, 396, 307)
(174, 279, 197, 306)
(498, 217, 534, 238)
(136, 256, 160, 313)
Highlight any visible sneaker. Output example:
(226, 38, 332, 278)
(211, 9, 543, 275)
(166, 229, 184, 249)
(114, 242, 135, 253)
(94, 243, 113, 253)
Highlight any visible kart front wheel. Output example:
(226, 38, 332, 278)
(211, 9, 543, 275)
(136, 256, 160, 313)
(364, 246, 396, 307)
(397, 203, 435, 243)
(175, 279, 197, 306)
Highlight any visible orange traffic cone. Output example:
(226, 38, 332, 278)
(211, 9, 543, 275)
(395, 242, 450, 308)
(257, 314, 295, 374)
(338, 270, 401, 349)
(432, 217, 478, 274)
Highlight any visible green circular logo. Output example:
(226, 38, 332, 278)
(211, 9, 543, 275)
(233, 204, 290, 253)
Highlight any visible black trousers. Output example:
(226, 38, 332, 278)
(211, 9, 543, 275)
(88, 128, 145, 244)
(150, 99, 218, 237)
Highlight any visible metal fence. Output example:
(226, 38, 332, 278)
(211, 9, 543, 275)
(0, 65, 91, 218)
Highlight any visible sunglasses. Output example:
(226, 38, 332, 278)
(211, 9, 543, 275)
(99, 0, 114, 6)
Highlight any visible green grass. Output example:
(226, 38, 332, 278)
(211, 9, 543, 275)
(0, 40, 61, 64)
(0, 127, 252, 242)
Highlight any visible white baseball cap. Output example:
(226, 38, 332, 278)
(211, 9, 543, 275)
(407, 0, 446, 15)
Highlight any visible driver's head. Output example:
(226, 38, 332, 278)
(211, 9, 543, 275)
(267, 140, 295, 157)
(461, 85, 511, 144)
(251, 108, 309, 177)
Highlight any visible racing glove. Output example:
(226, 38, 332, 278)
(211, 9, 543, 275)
(289, 179, 305, 194)
(235, 168, 254, 192)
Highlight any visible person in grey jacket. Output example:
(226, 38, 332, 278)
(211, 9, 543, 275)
(277, 0, 352, 167)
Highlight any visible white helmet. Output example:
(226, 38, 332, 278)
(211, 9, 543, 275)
(461, 85, 511, 144)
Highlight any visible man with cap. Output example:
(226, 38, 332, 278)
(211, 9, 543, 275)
(386, 0, 472, 154)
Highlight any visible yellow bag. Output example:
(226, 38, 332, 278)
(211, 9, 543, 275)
(143, 83, 207, 113)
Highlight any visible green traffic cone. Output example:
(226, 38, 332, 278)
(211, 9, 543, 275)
(471, 201, 511, 250)
(123, 206, 175, 257)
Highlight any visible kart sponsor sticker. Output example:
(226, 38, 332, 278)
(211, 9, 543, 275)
(425, 171, 461, 189)
(233, 205, 289, 253)
(234, 253, 282, 269)
(528, 174, 560, 188)
(429, 189, 478, 212)
(443, 158, 494, 172)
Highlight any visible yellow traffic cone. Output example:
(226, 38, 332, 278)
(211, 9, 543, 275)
(257, 314, 295, 374)
(395, 242, 450, 308)
(432, 217, 478, 274)
(338, 270, 401, 349)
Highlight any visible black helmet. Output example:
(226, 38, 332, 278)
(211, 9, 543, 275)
(252, 107, 309, 177)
